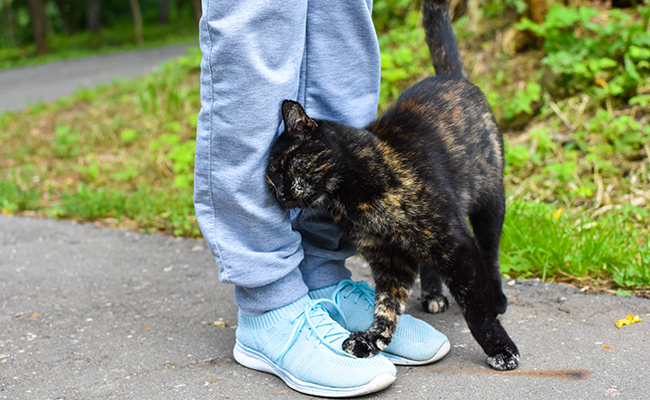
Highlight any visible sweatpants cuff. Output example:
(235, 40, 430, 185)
(234, 268, 308, 315)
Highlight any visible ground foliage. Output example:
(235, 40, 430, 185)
(0, 0, 648, 294)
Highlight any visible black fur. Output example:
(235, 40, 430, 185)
(266, 0, 519, 370)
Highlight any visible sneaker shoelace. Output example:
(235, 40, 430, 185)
(277, 298, 353, 360)
(332, 279, 375, 312)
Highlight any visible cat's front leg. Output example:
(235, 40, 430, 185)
(342, 256, 417, 358)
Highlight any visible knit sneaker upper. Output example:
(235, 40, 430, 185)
(235, 295, 396, 391)
(310, 279, 450, 364)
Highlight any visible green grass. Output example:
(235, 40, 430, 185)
(501, 199, 649, 291)
(0, 179, 197, 236)
(1, 4, 649, 294)
(0, 18, 198, 71)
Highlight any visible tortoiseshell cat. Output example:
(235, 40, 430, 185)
(266, 0, 519, 370)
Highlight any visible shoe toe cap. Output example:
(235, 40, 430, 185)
(384, 314, 449, 363)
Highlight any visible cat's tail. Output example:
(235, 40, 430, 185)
(423, 0, 467, 79)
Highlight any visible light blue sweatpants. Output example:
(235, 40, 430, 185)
(194, 0, 381, 315)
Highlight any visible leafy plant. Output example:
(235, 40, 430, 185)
(629, 93, 650, 106)
(502, 82, 542, 121)
(481, 0, 528, 19)
(150, 133, 196, 189)
(0, 180, 41, 215)
(373, 0, 417, 32)
(516, 5, 650, 100)
(120, 128, 141, 144)
(76, 161, 101, 183)
(588, 109, 650, 153)
(377, 10, 431, 110)
(166, 139, 196, 189)
(112, 165, 139, 181)
(52, 125, 81, 158)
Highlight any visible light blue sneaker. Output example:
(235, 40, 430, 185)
(234, 295, 396, 397)
(309, 279, 450, 366)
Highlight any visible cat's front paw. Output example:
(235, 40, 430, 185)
(342, 331, 384, 358)
(486, 349, 520, 371)
(421, 294, 449, 314)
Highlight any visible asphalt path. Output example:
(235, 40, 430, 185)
(1, 47, 649, 399)
(1, 215, 649, 399)
(0, 44, 191, 113)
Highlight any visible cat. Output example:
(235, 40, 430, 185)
(266, 0, 519, 371)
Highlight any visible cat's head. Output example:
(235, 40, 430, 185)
(266, 100, 336, 209)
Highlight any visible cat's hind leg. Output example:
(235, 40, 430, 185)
(469, 192, 508, 314)
(440, 230, 519, 370)
(419, 264, 449, 313)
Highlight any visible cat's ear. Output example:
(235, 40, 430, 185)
(282, 100, 318, 137)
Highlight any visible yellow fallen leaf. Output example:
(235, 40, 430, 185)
(594, 77, 608, 88)
(31, 312, 39, 318)
(601, 344, 612, 349)
(615, 313, 642, 328)
(213, 321, 227, 327)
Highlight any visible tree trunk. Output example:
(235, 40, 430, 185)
(190, 0, 202, 24)
(53, 0, 75, 34)
(86, 0, 101, 33)
(44, 1, 54, 36)
(26, 0, 48, 55)
(2, 0, 17, 46)
(129, 0, 143, 45)
(159, 0, 171, 24)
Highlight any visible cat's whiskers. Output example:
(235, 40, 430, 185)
(305, 204, 323, 220)
(298, 197, 315, 214)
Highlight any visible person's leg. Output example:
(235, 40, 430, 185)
(195, 0, 310, 315)
(293, 0, 381, 290)
(195, 1, 396, 395)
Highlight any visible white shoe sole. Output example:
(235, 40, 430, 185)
(382, 339, 451, 366)
(233, 340, 396, 398)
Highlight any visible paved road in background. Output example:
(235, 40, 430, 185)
(0, 44, 191, 113)
(1, 47, 649, 399)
